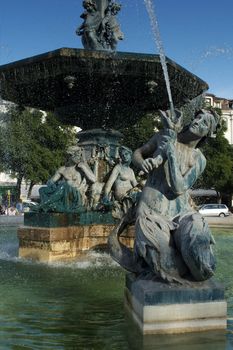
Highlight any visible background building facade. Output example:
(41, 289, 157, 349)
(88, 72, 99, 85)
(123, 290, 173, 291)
(204, 93, 233, 145)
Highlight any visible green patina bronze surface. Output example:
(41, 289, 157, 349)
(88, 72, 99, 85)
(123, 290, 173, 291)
(0, 48, 208, 129)
(32, 129, 128, 217)
(109, 109, 220, 283)
(24, 211, 116, 228)
(76, 0, 123, 51)
(24, 212, 81, 228)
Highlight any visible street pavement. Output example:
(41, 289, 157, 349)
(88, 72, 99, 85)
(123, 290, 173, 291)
(206, 214, 233, 229)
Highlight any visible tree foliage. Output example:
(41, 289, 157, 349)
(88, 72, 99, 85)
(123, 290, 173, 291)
(195, 111, 233, 201)
(121, 96, 205, 152)
(120, 112, 162, 151)
(0, 106, 76, 200)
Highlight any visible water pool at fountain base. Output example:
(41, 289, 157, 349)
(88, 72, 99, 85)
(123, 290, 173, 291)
(0, 226, 233, 349)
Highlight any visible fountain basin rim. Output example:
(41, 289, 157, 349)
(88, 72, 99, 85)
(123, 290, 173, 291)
(0, 47, 209, 89)
(0, 48, 209, 130)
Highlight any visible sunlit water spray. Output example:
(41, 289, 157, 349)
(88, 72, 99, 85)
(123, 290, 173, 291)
(186, 44, 233, 71)
(144, 0, 175, 118)
(201, 45, 233, 60)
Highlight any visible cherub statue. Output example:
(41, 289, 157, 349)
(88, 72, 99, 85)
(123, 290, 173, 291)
(102, 2, 124, 50)
(76, 0, 123, 51)
(76, 0, 103, 50)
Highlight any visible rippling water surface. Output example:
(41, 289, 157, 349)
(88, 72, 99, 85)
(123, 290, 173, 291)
(0, 226, 232, 349)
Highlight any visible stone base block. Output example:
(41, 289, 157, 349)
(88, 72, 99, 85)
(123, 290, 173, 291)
(18, 224, 134, 262)
(125, 273, 227, 334)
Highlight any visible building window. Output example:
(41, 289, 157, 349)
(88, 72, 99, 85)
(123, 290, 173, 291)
(205, 98, 211, 106)
(215, 102, 221, 108)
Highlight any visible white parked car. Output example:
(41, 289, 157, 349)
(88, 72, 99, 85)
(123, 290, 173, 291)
(199, 204, 230, 217)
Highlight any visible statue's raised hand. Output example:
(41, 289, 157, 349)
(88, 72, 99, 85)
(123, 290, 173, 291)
(159, 109, 184, 133)
(141, 155, 163, 174)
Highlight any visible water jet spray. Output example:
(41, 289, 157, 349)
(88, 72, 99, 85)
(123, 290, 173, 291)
(144, 0, 175, 120)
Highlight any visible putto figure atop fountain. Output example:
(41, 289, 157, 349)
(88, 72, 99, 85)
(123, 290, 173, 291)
(76, 0, 124, 51)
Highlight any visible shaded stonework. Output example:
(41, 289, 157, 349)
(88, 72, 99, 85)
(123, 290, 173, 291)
(125, 273, 227, 334)
(18, 217, 134, 262)
(0, 48, 208, 130)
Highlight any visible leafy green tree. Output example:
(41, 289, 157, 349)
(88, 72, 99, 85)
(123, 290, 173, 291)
(121, 97, 205, 152)
(195, 114, 233, 203)
(0, 106, 76, 200)
(120, 112, 162, 151)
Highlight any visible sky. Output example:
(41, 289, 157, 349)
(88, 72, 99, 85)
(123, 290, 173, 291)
(0, 0, 233, 98)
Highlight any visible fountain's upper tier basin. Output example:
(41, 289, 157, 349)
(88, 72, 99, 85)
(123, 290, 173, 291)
(0, 48, 208, 129)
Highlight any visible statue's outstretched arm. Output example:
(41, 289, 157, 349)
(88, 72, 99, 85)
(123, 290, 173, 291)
(103, 165, 120, 197)
(76, 23, 84, 36)
(49, 167, 64, 183)
(133, 134, 161, 173)
(77, 162, 96, 183)
(130, 171, 138, 188)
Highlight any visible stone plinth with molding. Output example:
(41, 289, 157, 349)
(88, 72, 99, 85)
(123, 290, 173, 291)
(125, 273, 227, 334)
(18, 212, 134, 262)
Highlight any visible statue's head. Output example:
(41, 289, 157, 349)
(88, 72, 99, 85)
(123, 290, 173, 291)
(67, 146, 83, 163)
(189, 109, 220, 139)
(83, 0, 97, 11)
(119, 146, 132, 164)
(178, 108, 221, 145)
(110, 2, 121, 14)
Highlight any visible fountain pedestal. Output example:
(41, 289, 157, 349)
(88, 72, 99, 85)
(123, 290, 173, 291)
(18, 213, 134, 262)
(16, 128, 136, 262)
(125, 274, 227, 334)
(0, 48, 209, 262)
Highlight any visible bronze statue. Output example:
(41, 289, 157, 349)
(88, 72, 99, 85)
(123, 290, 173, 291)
(108, 109, 220, 284)
(76, 0, 103, 50)
(103, 146, 139, 218)
(35, 146, 97, 213)
(76, 0, 123, 51)
(102, 2, 124, 50)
